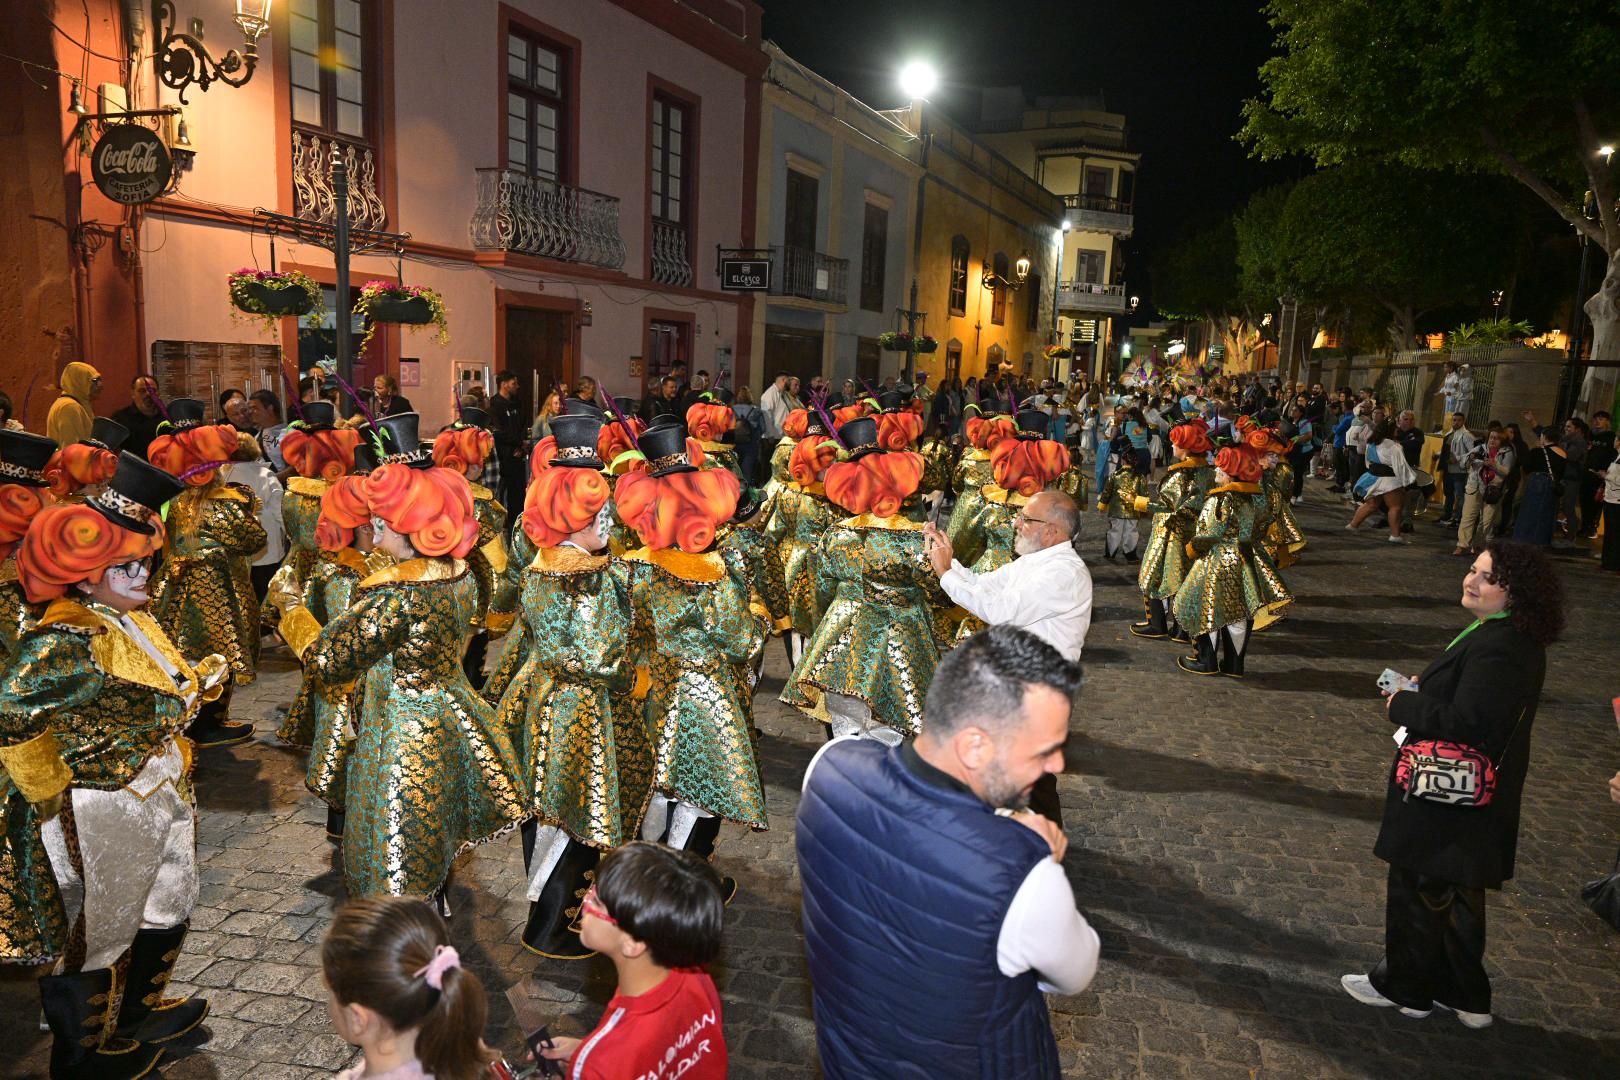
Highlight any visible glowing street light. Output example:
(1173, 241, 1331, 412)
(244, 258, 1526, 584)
(1601, 144, 1616, 164)
(898, 60, 939, 101)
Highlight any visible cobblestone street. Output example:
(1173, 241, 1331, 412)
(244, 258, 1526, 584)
(4, 487, 1619, 1078)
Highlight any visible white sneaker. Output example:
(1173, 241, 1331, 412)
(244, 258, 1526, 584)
(1387, 535, 1411, 544)
(1433, 1001, 1493, 1029)
(1340, 973, 1431, 1018)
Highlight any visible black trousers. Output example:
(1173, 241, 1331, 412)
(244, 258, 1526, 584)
(1370, 863, 1490, 1013)
(1603, 502, 1620, 571)
(250, 562, 276, 604)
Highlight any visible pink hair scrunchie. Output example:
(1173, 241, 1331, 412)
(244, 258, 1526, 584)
(414, 944, 460, 990)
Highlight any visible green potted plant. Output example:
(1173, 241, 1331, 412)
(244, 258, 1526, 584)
(878, 331, 939, 353)
(228, 267, 325, 334)
(353, 280, 450, 354)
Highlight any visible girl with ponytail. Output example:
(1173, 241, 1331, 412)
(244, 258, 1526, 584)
(782, 419, 947, 743)
(323, 896, 496, 1080)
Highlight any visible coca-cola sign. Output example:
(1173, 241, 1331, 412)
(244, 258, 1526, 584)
(91, 125, 173, 205)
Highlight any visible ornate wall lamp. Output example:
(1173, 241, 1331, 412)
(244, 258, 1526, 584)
(982, 250, 1033, 291)
(150, 0, 273, 103)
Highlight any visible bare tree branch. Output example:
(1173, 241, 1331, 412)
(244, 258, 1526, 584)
(1479, 125, 1606, 248)
(1573, 97, 1619, 250)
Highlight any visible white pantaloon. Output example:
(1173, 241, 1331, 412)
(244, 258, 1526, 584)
(826, 692, 903, 747)
(1106, 517, 1140, 555)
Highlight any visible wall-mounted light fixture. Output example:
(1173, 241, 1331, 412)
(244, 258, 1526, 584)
(150, 0, 272, 103)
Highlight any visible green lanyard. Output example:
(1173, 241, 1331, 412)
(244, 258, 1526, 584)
(1446, 610, 1509, 651)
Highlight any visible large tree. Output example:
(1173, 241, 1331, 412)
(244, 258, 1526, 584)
(1239, 0, 1620, 409)
(1153, 217, 1272, 372)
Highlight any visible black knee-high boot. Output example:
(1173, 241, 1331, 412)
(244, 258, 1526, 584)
(40, 965, 165, 1080)
(681, 816, 738, 906)
(1177, 632, 1220, 675)
(186, 687, 254, 749)
(115, 925, 209, 1044)
(1219, 621, 1251, 679)
(462, 631, 489, 690)
(1130, 597, 1168, 639)
(522, 839, 600, 960)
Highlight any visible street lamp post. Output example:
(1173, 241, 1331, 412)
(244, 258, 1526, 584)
(1491, 289, 1504, 320)
(899, 60, 938, 386)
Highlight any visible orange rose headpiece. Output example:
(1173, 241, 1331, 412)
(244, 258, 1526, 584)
(1234, 415, 1259, 438)
(832, 402, 870, 429)
(685, 402, 736, 443)
(598, 416, 647, 474)
(1215, 446, 1263, 484)
(363, 463, 481, 559)
(782, 409, 810, 440)
(431, 426, 494, 476)
(824, 451, 924, 517)
(1245, 427, 1289, 456)
(990, 439, 1071, 497)
(15, 503, 162, 603)
(966, 415, 1018, 451)
(1169, 422, 1212, 456)
(282, 426, 362, 480)
(523, 466, 613, 549)
(44, 444, 118, 499)
(613, 467, 740, 553)
(0, 485, 50, 560)
(316, 475, 371, 551)
(875, 411, 925, 451)
(789, 435, 840, 485)
(148, 423, 239, 487)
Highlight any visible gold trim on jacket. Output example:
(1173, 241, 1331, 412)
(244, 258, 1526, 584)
(528, 546, 612, 575)
(359, 556, 469, 590)
(621, 545, 725, 583)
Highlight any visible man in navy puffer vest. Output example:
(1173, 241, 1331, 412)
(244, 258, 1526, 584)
(797, 625, 1100, 1079)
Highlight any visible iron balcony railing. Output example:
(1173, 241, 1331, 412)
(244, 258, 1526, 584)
(292, 129, 388, 232)
(1057, 280, 1129, 315)
(469, 168, 626, 270)
(650, 218, 694, 287)
(1062, 193, 1133, 235)
(771, 245, 848, 304)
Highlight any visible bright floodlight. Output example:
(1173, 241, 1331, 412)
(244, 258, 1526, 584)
(899, 61, 939, 101)
(1601, 144, 1616, 159)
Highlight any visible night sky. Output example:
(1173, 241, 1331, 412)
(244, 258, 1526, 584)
(758, 0, 1305, 312)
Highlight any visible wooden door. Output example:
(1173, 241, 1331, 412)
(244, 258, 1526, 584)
(504, 306, 575, 425)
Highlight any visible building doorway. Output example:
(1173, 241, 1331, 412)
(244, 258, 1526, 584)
(764, 324, 823, 387)
(502, 305, 576, 429)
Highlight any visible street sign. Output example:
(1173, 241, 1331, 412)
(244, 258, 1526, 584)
(720, 259, 771, 291)
(91, 124, 172, 205)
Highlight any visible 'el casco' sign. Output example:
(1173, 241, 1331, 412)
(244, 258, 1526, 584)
(91, 125, 173, 205)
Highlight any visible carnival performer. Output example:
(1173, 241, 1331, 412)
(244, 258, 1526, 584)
(1256, 425, 1307, 568)
(767, 407, 806, 493)
(0, 431, 62, 662)
(275, 472, 391, 841)
(944, 408, 1018, 568)
(147, 400, 266, 748)
(305, 413, 529, 903)
(271, 401, 360, 611)
(1131, 420, 1215, 640)
(763, 401, 840, 665)
(687, 390, 746, 484)
(432, 406, 507, 688)
(782, 417, 947, 743)
(496, 413, 652, 959)
(947, 410, 1071, 639)
(1098, 433, 1150, 562)
(42, 420, 122, 504)
(0, 452, 228, 1079)
(1173, 445, 1278, 677)
(616, 422, 762, 900)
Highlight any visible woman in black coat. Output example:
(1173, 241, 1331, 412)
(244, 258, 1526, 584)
(1342, 540, 1563, 1030)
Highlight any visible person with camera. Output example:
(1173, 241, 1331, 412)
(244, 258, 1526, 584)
(1450, 428, 1514, 556)
(1342, 541, 1562, 1030)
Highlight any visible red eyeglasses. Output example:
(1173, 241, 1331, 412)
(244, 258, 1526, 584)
(580, 885, 616, 926)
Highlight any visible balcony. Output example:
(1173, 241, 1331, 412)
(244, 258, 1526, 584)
(292, 130, 388, 232)
(469, 168, 626, 270)
(770, 245, 848, 306)
(650, 219, 694, 287)
(1057, 281, 1129, 316)
(1062, 193, 1133, 236)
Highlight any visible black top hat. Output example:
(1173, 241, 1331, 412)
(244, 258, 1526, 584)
(561, 397, 606, 419)
(88, 417, 129, 452)
(1015, 409, 1052, 439)
(878, 389, 912, 413)
(550, 413, 605, 469)
(0, 430, 59, 486)
(733, 486, 765, 523)
(613, 396, 634, 414)
(638, 422, 696, 477)
(839, 417, 882, 461)
(374, 412, 432, 468)
(352, 439, 379, 475)
(89, 452, 184, 535)
(645, 414, 682, 432)
(299, 401, 338, 428)
(458, 406, 490, 430)
(701, 387, 735, 407)
(166, 398, 207, 430)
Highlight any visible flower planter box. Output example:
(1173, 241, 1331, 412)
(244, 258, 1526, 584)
(367, 295, 435, 324)
(238, 280, 314, 316)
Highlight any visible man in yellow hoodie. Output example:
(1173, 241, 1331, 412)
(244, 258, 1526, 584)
(46, 362, 101, 445)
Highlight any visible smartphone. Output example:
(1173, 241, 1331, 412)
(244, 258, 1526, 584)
(505, 983, 564, 1077)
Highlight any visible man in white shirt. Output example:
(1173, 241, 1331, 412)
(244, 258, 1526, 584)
(922, 489, 1091, 825)
(758, 370, 792, 440)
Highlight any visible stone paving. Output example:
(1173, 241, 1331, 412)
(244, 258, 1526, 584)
(4, 479, 1620, 1078)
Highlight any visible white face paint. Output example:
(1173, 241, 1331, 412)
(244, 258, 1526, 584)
(593, 501, 615, 543)
(79, 558, 151, 611)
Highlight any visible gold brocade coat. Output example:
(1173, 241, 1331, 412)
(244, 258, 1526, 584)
(720, 505, 789, 634)
(1262, 463, 1307, 568)
(1137, 460, 1215, 601)
(0, 558, 31, 663)
(482, 522, 536, 707)
(1172, 484, 1289, 637)
(151, 483, 267, 683)
(276, 478, 330, 600)
(626, 546, 766, 828)
(307, 557, 529, 897)
(0, 600, 211, 964)
(468, 484, 509, 628)
(920, 438, 954, 496)
(782, 515, 947, 738)
(495, 547, 651, 848)
(697, 440, 746, 486)
(274, 547, 393, 808)
(763, 480, 836, 636)
(766, 436, 796, 489)
(953, 447, 994, 496)
(1099, 467, 1149, 519)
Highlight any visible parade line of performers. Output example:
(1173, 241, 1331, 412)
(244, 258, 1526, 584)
(0, 380, 1302, 1077)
